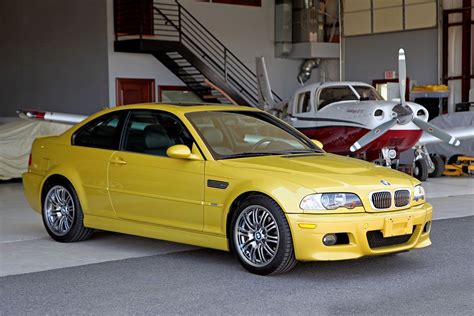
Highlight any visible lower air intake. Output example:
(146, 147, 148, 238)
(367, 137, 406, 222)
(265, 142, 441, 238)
(366, 228, 416, 249)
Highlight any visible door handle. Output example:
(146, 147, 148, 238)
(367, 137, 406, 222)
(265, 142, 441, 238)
(110, 157, 127, 165)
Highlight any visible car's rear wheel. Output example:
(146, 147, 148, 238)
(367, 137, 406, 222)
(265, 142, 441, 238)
(42, 181, 93, 242)
(230, 195, 297, 275)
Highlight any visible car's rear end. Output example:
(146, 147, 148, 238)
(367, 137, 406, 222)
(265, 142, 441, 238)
(23, 136, 59, 214)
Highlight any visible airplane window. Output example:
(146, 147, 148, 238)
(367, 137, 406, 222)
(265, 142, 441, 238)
(123, 110, 194, 157)
(318, 86, 358, 110)
(73, 112, 125, 150)
(353, 86, 384, 101)
(297, 91, 312, 113)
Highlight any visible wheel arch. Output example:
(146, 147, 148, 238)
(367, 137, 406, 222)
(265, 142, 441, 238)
(40, 170, 88, 212)
(225, 190, 286, 247)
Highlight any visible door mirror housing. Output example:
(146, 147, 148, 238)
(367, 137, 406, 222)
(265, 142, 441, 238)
(311, 139, 324, 149)
(167, 144, 202, 160)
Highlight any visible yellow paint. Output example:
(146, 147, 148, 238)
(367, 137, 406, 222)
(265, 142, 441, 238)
(22, 103, 433, 261)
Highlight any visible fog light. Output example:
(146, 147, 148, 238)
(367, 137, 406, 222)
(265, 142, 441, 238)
(322, 233, 337, 246)
(423, 221, 432, 233)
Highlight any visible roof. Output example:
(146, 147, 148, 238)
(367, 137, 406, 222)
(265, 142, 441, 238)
(293, 81, 374, 94)
(111, 103, 260, 114)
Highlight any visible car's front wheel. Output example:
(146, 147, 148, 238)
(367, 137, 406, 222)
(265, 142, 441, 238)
(230, 195, 297, 275)
(42, 181, 93, 242)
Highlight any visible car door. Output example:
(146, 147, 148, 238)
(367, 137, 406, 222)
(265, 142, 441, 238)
(70, 110, 127, 218)
(107, 109, 205, 231)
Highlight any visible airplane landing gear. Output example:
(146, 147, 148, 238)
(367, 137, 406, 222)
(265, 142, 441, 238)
(413, 145, 433, 181)
(380, 147, 398, 167)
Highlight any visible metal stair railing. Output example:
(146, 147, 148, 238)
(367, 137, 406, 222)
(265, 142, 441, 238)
(115, 0, 282, 107)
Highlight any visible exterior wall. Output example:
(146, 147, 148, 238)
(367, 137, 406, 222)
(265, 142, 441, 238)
(106, 0, 184, 106)
(179, 0, 320, 99)
(344, 28, 439, 86)
(0, 0, 110, 117)
(106, 0, 318, 106)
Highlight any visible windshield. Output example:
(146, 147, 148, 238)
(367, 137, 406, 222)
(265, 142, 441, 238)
(186, 111, 321, 159)
(353, 86, 384, 101)
(318, 85, 383, 109)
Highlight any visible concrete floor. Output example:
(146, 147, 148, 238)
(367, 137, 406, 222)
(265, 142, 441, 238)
(0, 177, 472, 277)
(0, 177, 473, 314)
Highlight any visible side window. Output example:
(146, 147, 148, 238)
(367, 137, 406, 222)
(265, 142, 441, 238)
(73, 112, 124, 150)
(296, 91, 312, 113)
(123, 110, 194, 157)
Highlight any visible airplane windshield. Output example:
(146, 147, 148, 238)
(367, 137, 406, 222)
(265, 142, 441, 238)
(318, 85, 383, 109)
(353, 86, 384, 101)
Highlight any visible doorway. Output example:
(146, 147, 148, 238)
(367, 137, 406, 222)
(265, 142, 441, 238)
(116, 78, 155, 106)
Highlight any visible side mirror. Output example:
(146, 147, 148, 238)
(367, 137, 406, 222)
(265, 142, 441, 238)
(311, 139, 324, 149)
(166, 145, 202, 160)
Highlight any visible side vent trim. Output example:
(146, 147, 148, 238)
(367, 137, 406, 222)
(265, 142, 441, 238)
(207, 179, 229, 190)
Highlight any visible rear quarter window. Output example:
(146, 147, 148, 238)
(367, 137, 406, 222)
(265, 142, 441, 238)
(72, 112, 124, 150)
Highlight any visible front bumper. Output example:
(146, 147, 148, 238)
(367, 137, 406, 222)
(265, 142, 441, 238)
(287, 203, 432, 261)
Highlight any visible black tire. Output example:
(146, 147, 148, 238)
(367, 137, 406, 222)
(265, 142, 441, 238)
(230, 195, 297, 275)
(413, 159, 428, 181)
(42, 180, 94, 242)
(448, 154, 463, 165)
(428, 155, 445, 178)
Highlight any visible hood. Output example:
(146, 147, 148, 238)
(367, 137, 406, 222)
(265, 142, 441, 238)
(219, 153, 417, 192)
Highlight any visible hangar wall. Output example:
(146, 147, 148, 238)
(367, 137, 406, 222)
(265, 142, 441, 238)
(0, 0, 110, 117)
(106, 0, 184, 106)
(107, 0, 318, 106)
(344, 28, 439, 86)
(179, 0, 319, 99)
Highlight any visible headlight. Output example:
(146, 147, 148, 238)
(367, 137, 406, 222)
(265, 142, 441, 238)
(300, 193, 363, 210)
(413, 185, 425, 202)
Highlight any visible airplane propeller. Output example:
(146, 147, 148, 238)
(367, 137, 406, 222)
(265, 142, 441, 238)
(350, 49, 460, 152)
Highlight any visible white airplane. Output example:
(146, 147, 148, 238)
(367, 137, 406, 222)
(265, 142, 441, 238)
(255, 49, 473, 180)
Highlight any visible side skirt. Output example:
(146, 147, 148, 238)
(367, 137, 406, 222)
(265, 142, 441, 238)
(84, 215, 229, 251)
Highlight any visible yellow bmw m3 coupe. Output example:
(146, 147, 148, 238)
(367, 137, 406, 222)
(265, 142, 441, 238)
(22, 104, 432, 275)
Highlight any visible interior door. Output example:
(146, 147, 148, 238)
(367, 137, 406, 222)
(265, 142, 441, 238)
(116, 78, 155, 106)
(107, 110, 204, 231)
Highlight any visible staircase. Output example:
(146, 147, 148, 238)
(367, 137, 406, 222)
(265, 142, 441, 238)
(114, 0, 282, 106)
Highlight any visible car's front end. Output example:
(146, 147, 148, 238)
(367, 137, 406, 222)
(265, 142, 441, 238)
(213, 152, 432, 262)
(288, 191, 432, 261)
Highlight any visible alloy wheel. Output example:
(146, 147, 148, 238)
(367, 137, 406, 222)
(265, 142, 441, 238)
(44, 185, 75, 236)
(234, 205, 280, 267)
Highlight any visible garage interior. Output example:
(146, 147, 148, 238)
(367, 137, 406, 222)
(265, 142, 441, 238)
(1, 0, 473, 314)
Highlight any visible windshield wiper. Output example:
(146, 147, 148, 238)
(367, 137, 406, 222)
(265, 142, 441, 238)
(278, 149, 323, 154)
(220, 152, 284, 159)
(220, 149, 322, 160)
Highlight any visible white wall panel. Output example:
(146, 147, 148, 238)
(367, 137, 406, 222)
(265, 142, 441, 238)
(374, 7, 403, 33)
(405, 2, 437, 29)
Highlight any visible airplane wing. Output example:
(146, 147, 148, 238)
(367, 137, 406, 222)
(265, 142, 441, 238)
(17, 110, 86, 125)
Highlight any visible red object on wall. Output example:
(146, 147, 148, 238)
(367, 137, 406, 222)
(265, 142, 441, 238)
(116, 78, 155, 106)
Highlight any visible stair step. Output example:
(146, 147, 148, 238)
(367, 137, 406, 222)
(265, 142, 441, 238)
(179, 74, 205, 78)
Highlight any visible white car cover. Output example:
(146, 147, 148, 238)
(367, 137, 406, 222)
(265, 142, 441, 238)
(0, 120, 70, 180)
